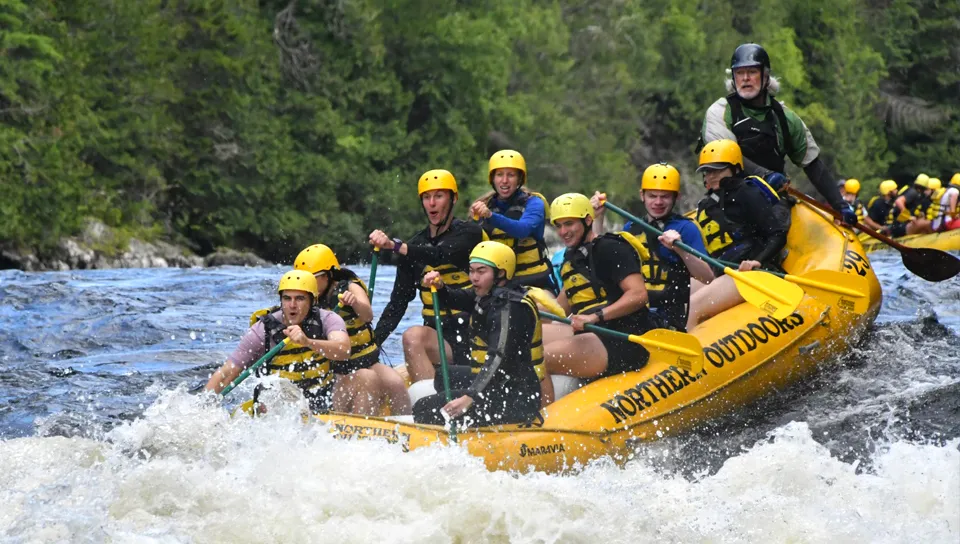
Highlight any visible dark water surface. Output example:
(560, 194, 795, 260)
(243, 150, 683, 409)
(1, 253, 958, 541)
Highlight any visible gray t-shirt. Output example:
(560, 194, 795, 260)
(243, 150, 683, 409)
(226, 309, 347, 369)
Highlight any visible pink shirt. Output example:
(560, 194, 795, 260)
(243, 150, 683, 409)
(226, 309, 347, 369)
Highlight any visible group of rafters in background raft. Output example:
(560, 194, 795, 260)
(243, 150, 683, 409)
(202, 43, 958, 427)
(840, 174, 960, 238)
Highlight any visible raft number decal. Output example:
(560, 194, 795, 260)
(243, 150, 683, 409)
(600, 312, 806, 424)
(843, 250, 871, 277)
(332, 423, 411, 452)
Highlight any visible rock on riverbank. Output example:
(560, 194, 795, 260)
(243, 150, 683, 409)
(0, 220, 268, 271)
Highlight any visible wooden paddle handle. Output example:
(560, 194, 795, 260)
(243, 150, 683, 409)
(787, 187, 908, 251)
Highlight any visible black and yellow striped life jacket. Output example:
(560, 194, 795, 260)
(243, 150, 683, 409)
(468, 288, 547, 381)
(867, 195, 896, 225)
(321, 275, 378, 362)
(926, 188, 946, 221)
(560, 232, 648, 316)
(418, 264, 470, 319)
(479, 190, 552, 284)
(626, 215, 694, 331)
(852, 199, 865, 224)
(256, 308, 333, 401)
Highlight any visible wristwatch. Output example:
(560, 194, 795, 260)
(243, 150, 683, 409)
(392, 238, 403, 253)
(597, 309, 605, 323)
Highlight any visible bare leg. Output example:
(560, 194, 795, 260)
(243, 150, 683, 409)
(544, 333, 609, 379)
(542, 321, 574, 347)
(539, 375, 555, 407)
(371, 362, 412, 415)
(907, 219, 933, 235)
(690, 278, 707, 295)
(401, 325, 453, 382)
(686, 274, 745, 330)
(333, 369, 382, 416)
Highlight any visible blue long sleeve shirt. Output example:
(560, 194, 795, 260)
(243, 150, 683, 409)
(483, 193, 546, 241)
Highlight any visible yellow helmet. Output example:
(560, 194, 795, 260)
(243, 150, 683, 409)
(844, 179, 861, 195)
(697, 139, 744, 172)
(879, 180, 898, 196)
(928, 178, 942, 191)
(952, 173, 960, 186)
(469, 241, 516, 280)
(293, 244, 339, 274)
(641, 163, 681, 192)
(914, 175, 930, 189)
(488, 150, 527, 187)
(278, 270, 319, 298)
(418, 169, 458, 197)
(550, 193, 594, 225)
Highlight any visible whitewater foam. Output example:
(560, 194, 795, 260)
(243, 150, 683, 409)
(1, 389, 956, 543)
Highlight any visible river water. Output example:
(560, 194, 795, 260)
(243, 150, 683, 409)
(1, 252, 958, 542)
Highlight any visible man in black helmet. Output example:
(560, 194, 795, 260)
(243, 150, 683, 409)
(700, 43, 858, 225)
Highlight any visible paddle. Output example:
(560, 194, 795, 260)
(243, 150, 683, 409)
(219, 337, 291, 397)
(430, 286, 457, 442)
(714, 258, 871, 314)
(788, 187, 960, 282)
(367, 248, 380, 296)
(600, 199, 804, 320)
(539, 311, 704, 376)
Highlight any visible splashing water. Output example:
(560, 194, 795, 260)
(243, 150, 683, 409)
(1, 254, 958, 541)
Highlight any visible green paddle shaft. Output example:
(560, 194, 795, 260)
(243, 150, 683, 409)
(368, 248, 379, 297)
(602, 201, 727, 270)
(540, 311, 633, 342)
(220, 338, 290, 397)
(430, 286, 457, 442)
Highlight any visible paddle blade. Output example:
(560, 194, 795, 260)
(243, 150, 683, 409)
(902, 248, 960, 282)
(629, 329, 704, 376)
(787, 269, 871, 314)
(729, 269, 805, 320)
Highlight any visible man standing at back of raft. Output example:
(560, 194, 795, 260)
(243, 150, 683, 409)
(469, 150, 556, 291)
(368, 169, 483, 386)
(700, 43, 858, 226)
(589, 163, 715, 331)
(544, 193, 656, 381)
(414, 242, 543, 426)
(204, 271, 352, 413)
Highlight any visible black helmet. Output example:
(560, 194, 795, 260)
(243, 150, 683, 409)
(731, 43, 770, 71)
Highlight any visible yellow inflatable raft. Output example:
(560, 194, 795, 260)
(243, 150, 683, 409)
(859, 229, 960, 254)
(314, 200, 882, 473)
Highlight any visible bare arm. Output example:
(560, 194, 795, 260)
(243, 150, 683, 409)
(676, 248, 715, 284)
(346, 282, 374, 323)
(603, 273, 649, 321)
(862, 215, 884, 231)
(205, 362, 243, 394)
(301, 330, 351, 361)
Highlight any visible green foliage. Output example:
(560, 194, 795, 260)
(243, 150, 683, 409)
(0, 0, 955, 261)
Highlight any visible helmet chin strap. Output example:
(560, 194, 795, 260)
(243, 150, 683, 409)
(575, 218, 591, 248)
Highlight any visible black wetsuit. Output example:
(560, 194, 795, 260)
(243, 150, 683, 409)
(413, 285, 541, 426)
(696, 174, 788, 270)
(373, 219, 483, 361)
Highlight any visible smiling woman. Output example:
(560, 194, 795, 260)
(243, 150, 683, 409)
(470, 150, 555, 291)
